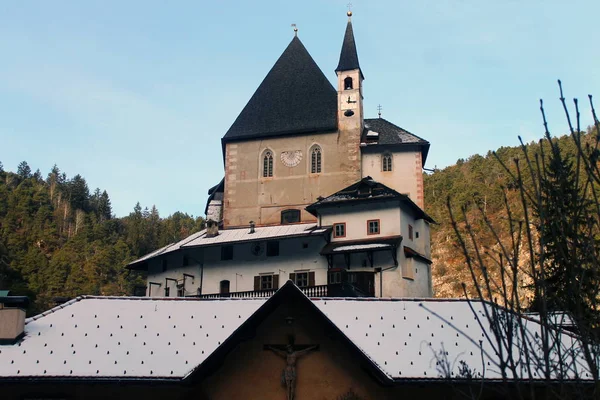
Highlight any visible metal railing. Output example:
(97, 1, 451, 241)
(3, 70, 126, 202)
(195, 284, 329, 299)
(193, 283, 372, 299)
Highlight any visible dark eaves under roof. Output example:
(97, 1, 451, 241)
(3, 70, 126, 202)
(222, 36, 338, 143)
(362, 118, 431, 166)
(305, 176, 435, 223)
(204, 178, 224, 215)
(335, 19, 364, 80)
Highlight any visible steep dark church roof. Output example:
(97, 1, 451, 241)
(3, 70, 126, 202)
(362, 118, 431, 165)
(222, 36, 338, 143)
(335, 19, 364, 79)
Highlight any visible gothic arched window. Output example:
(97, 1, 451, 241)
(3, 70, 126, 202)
(382, 154, 393, 172)
(263, 150, 273, 177)
(344, 77, 353, 90)
(311, 146, 322, 174)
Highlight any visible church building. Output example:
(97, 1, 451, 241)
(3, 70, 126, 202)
(128, 12, 434, 299)
(0, 12, 596, 400)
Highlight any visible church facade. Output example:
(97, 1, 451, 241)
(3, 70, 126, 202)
(128, 13, 434, 299)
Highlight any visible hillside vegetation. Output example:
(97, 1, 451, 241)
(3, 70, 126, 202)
(0, 162, 204, 314)
(425, 125, 599, 300)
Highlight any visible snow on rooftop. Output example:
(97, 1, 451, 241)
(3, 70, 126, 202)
(0, 295, 591, 381)
(182, 223, 320, 248)
(333, 244, 391, 252)
(314, 299, 591, 380)
(130, 223, 324, 266)
(0, 297, 265, 379)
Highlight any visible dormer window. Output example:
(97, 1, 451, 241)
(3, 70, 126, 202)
(281, 209, 301, 224)
(263, 150, 274, 177)
(344, 77, 353, 90)
(382, 154, 393, 172)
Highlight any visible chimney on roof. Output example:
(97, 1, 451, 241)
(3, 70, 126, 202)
(206, 219, 219, 238)
(249, 221, 256, 234)
(0, 295, 29, 344)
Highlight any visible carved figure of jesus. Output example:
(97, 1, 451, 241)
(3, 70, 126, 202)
(266, 344, 318, 400)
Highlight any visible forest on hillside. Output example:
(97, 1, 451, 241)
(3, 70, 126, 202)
(425, 123, 600, 301)
(0, 161, 204, 314)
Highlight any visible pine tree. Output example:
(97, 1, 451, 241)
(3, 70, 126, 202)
(98, 191, 112, 221)
(68, 174, 90, 212)
(17, 161, 31, 179)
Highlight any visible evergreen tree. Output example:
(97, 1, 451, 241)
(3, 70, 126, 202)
(532, 138, 598, 317)
(68, 174, 90, 211)
(17, 161, 31, 179)
(98, 191, 112, 221)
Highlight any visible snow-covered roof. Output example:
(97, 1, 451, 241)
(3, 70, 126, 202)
(182, 223, 324, 248)
(0, 297, 264, 379)
(333, 243, 391, 252)
(0, 284, 592, 382)
(128, 223, 328, 268)
(129, 229, 207, 266)
(315, 298, 590, 381)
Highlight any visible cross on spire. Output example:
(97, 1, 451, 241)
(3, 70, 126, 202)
(377, 104, 382, 118)
(347, 2, 353, 17)
(291, 23, 298, 36)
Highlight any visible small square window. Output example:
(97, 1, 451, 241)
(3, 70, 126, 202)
(408, 225, 414, 240)
(221, 245, 233, 261)
(302, 242, 309, 249)
(294, 272, 309, 288)
(267, 241, 279, 257)
(261, 275, 273, 290)
(333, 223, 346, 238)
(367, 219, 380, 235)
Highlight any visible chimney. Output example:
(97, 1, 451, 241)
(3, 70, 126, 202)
(206, 219, 219, 238)
(249, 221, 256, 234)
(0, 296, 29, 344)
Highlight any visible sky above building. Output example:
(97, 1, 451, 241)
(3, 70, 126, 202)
(1, 0, 599, 217)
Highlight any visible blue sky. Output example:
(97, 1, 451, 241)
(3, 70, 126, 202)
(1, 1, 599, 217)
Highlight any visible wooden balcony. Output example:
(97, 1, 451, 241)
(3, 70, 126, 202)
(194, 283, 369, 299)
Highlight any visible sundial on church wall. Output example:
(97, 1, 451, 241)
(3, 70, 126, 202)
(280, 150, 303, 167)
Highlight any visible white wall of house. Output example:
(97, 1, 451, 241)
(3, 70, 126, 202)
(318, 201, 432, 298)
(319, 202, 401, 241)
(145, 236, 329, 297)
(143, 199, 432, 298)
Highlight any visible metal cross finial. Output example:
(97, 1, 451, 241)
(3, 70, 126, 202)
(291, 23, 298, 36)
(347, 2, 353, 17)
(377, 104, 383, 118)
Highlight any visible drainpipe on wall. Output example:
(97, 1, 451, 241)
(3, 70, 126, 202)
(375, 265, 398, 298)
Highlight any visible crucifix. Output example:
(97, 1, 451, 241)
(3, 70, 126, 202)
(377, 104, 383, 118)
(264, 335, 319, 400)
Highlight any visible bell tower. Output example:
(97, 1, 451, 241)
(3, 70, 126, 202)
(336, 10, 364, 180)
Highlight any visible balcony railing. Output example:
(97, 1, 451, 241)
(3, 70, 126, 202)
(193, 283, 370, 299)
